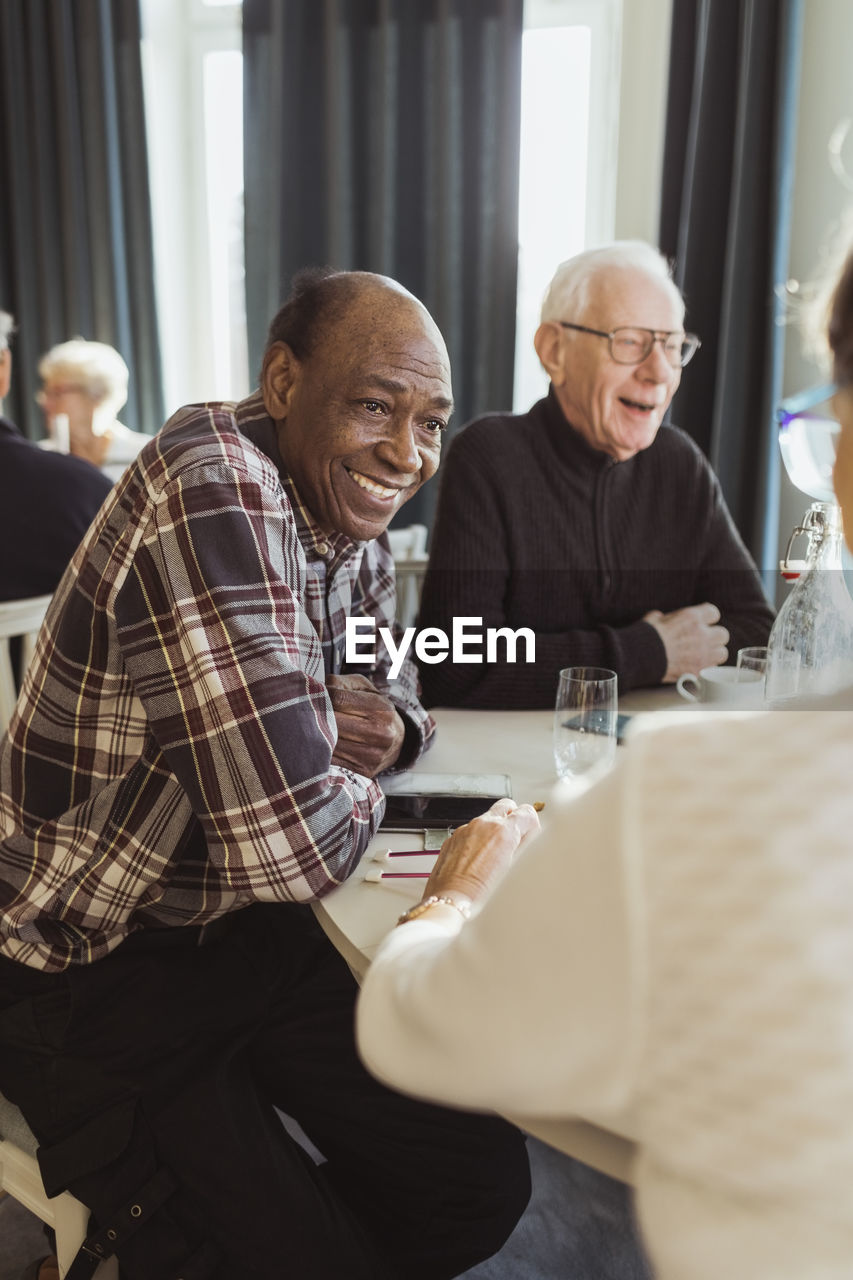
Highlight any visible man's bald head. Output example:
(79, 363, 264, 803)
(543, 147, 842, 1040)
(266, 269, 441, 364)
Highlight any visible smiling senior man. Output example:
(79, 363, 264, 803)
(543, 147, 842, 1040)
(418, 240, 774, 709)
(0, 269, 530, 1280)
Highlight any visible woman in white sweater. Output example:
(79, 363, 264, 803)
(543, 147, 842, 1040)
(357, 242, 853, 1279)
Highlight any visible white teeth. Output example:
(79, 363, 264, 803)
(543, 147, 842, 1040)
(347, 468, 399, 498)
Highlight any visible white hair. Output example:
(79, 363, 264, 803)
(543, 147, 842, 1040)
(38, 337, 129, 412)
(539, 241, 685, 326)
(0, 311, 15, 350)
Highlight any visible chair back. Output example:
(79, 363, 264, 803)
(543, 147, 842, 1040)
(386, 524, 427, 561)
(0, 1092, 118, 1275)
(0, 595, 51, 731)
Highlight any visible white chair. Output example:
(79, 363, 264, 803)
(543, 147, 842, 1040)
(0, 1100, 117, 1277)
(0, 594, 52, 730)
(386, 524, 429, 630)
(0, 595, 117, 1276)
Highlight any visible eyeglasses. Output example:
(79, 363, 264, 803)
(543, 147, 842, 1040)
(35, 385, 88, 406)
(777, 383, 840, 503)
(557, 322, 701, 369)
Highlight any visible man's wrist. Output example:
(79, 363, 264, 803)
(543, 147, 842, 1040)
(383, 709, 420, 772)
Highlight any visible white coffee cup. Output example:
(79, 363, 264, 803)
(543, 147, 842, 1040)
(676, 666, 764, 706)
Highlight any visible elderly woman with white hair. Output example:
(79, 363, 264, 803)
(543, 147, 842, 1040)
(359, 722, 853, 1280)
(357, 234, 853, 1280)
(37, 337, 149, 482)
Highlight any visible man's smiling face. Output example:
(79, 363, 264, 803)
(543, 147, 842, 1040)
(263, 280, 453, 542)
(550, 265, 684, 462)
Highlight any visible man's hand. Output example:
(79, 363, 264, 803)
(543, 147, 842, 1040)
(643, 602, 729, 682)
(327, 674, 406, 778)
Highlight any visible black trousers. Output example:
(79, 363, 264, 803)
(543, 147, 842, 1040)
(0, 904, 530, 1279)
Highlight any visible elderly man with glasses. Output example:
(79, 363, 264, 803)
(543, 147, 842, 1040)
(417, 241, 774, 709)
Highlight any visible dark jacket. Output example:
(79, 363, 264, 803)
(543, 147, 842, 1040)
(0, 415, 112, 601)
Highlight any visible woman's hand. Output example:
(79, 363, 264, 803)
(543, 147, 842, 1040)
(421, 798, 541, 912)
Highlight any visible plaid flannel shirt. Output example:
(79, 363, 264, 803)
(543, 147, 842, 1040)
(0, 392, 434, 971)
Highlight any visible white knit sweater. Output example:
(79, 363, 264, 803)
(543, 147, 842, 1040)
(357, 697, 853, 1278)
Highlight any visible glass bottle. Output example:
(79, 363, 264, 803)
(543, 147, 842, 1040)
(765, 501, 853, 703)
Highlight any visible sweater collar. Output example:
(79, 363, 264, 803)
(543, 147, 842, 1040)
(537, 386, 634, 474)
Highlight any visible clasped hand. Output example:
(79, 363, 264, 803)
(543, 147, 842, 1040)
(643, 601, 729, 682)
(327, 673, 406, 777)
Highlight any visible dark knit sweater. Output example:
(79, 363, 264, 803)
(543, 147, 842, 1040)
(417, 392, 775, 709)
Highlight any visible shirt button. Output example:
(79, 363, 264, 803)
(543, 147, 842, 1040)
(317, 541, 329, 556)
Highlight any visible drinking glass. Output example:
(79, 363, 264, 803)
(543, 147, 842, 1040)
(553, 667, 618, 782)
(736, 646, 768, 680)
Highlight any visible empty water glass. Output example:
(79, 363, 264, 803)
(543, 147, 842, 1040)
(736, 646, 768, 699)
(553, 667, 618, 782)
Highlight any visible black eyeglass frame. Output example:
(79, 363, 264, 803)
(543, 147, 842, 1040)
(557, 321, 701, 369)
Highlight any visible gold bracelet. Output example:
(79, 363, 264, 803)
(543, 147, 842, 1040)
(396, 895, 472, 927)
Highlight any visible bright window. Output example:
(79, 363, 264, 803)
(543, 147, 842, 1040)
(203, 49, 247, 400)
(141, 0, 247, 415)
(514, 0, 621, 411)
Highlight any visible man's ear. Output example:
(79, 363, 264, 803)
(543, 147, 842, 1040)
(261, 341, 300, 420)
(0, 348, 11, 401)
(533, 322, 566, 387)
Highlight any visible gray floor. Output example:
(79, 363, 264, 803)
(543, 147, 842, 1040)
(0, 1140, 651, 1280)
(461, 1138, 651, 1280)
(0, 1191, 49, 1280)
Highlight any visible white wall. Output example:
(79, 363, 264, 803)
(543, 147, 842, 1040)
(613, 0, 673, 243)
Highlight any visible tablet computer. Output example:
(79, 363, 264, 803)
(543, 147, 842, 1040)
(379, 772, 512, 832)
(379, 792, 508, 831)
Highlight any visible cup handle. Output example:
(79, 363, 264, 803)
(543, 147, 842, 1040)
(676, 673, 700, 702)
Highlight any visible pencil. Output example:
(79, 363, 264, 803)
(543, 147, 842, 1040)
(365, 867, 430, 882)
(372, 847, 437, 860)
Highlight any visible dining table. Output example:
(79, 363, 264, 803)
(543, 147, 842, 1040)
(312, 685, 743, 1184)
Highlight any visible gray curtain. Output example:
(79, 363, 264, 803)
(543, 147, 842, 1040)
(243, 0, 524, 530)
(659, 0, 804, 572)
(0, 0, 162, 439)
